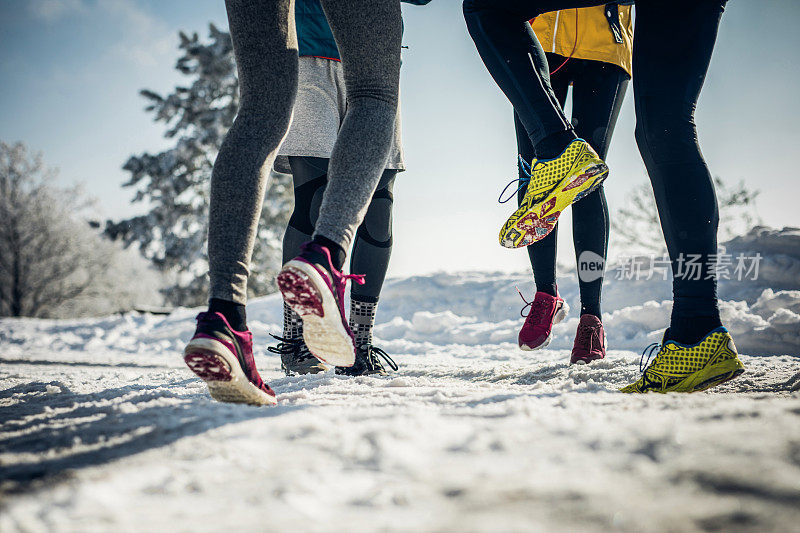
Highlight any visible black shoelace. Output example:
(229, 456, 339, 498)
(359, 344, 398, 372)
(267, 334, 315, 362)
(639, 342, 661, 373)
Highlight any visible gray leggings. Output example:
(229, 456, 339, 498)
(208, 0, 402, 304)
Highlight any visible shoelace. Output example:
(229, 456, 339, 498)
(343, 273, 366, 286)
(267, 334, 315, 361)
(498, 155, 552, 204)
(516, 287, 549, 323)
(360, 344, 398, 372)
(498, 155, 535, 204)
(576, 323, 602, 352)
(639, 342, 661, 373)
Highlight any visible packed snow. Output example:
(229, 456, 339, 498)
(1, 227, 799, 532)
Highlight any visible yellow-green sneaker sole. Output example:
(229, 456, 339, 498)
(499, 161, 608, 248)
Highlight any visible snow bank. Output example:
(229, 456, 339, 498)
(372, 227, 800, 356)
(2, 228, 797, 358)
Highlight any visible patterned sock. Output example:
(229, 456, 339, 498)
(349, 298, 378, 348)
(283, 302, 303, 340)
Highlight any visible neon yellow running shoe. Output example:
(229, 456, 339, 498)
(620, 327, 745, 394)
(499, 138, 608, 248)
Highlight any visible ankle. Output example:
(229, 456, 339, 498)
(666, 315, 723, 345)
(310, 235, 346, 271)
(580, 304, 601, 320)
(350, 296, 378, 348)
(535, 282, 558, 298)
(534, 130, 578, 161)
(208, 298, 247, 332)
(282, 302, 303, 340)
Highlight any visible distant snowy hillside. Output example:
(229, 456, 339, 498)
(369, 226, 800, 356)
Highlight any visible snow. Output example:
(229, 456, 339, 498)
(2, 227, 800, 531)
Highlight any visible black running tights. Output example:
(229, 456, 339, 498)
(284, 156, 396, 303)
(465, 0, 727, 323)
(516, 55, 628, 318)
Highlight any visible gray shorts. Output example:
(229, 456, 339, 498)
(277, 56, 404, 171)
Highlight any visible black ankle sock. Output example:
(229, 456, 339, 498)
(535, 282, 558, 297)
(311, 235, 346, 271)
(208, 298, 247, 332)
(667, 295, 722, 344)
(534, 129, 578, 161)
(580, 303, 601, 320)
(666, 316, 722, 345)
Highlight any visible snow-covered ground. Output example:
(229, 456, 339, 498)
(2, 227, 799, 532)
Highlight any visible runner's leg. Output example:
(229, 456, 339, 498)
(515, 56, 570, 293)
(569, 60, 628, 318)
(208, 0, 298, 313)
(312, 0, 402, 267)
(633, 0, 727, 344)
(283, 156, 330, 340)
(463, 0, 602, 157)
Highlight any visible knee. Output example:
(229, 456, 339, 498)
(233, 100, 294, 146)
(288, 176, 326, 234)
(462, 0, 482, 14)
(635, 98, 698, 165)
(358, 190, 393, 246)
(346, 90, 398, 110)
(463, 0, 495, 27)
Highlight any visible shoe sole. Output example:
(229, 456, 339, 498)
(677, 358, 746, 393)
(183, 338, 277, 406)
(277, 261, 356, 368)
(500, 162, 608, 249)
(519, 301, 569, 351)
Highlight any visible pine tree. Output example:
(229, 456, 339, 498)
(106, 24, 292, 307)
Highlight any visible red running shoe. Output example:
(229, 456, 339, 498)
(570, 314, 606, 365)
(518, 290, 568, 351)
(183, 312, 277, 406)
(277, 242, 364, 367)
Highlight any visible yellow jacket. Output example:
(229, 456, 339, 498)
(531, 5, 633, 77)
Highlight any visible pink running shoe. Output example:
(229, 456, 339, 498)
(518, 290, 569, 351)
(277, 242, 364, 367)
(183, 312, 277, 406)
(570, 314, 606, 365)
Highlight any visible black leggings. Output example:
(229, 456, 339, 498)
(284, 156, 396, 303)
(517, 54, 628, 318)
(465, 0, 727, 322)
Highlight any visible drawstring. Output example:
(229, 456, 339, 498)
(639, 342, 661, 373)
(548, 9, 579, 76)
(499, 155, 535, 204)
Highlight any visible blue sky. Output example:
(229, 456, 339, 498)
(1, 0, 799, 277)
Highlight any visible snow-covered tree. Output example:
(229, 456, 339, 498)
(0, 141, 163, 318)
(106, 24, 292, 307)
(611, 177, 761, 256)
